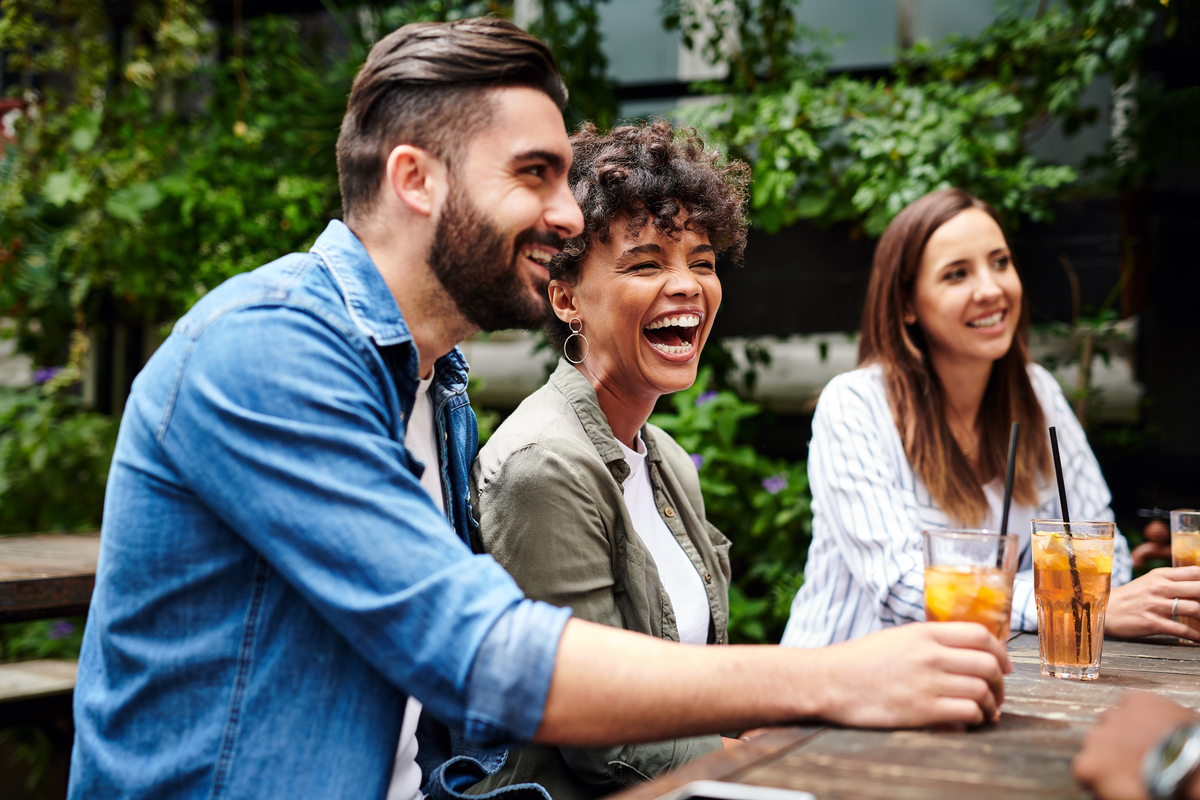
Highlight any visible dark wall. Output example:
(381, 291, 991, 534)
(715, 198, 1124, 339)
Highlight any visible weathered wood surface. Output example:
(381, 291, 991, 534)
(0, 659, 77, 703)
(610, 633, 1200, 800)
(0, 532, 100, 622)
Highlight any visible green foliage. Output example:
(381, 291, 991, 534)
(683, 74, 1077, 235)
(1, 617, 85, 663)
(0, 381, 115, 534)
(666, 0, 1163, 236)
(650, 368, 810, 643)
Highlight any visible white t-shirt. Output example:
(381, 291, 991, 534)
(387, 373, 443, 800)
(617, 435, 711, 645)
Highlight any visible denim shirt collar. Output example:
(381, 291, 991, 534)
(549, 358, 666, 485)
(310, 220, 468, 394)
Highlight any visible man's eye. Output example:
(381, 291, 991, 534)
(691, 261, 716, 271)
(523, 165, 547, 179)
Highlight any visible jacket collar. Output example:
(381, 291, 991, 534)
(310, 220, 468, 393)
(549, 358, 662, 484)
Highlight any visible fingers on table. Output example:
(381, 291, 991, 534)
(933, 674, 999, 722)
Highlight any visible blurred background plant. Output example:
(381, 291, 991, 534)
(665, 0, 1160, 235)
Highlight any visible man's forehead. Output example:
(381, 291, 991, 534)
(463, 86, 572, 166)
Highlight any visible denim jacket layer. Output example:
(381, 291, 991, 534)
(69, 220, 570, 800)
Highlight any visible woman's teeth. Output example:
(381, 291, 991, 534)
(968, 311, 1004, 328)
(646, 314, 700, 330)
(649, 340, 694, 355)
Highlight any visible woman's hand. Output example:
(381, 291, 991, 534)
(1074, 691, 1200, 800)
(1104, 566, 1200, 641)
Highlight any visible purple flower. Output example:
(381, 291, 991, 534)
(32, 366, 62, 384)
(48, 620, 75, 640)
(695, 390, 718, 407)
(762, 474, 788, 495)
(690, 453, 704, 470)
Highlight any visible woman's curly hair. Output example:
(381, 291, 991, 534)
(545, 119, 750, 353)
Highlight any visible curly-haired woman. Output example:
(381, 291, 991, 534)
(465, 120, 749, 799)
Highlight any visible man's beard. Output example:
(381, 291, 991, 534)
(427, 185, 563, 332)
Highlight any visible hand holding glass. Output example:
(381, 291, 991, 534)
(923, 529, 1020, 640)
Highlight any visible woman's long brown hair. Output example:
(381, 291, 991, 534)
(858, 188, 1050, 527)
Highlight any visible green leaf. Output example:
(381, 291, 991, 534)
(105, 182, 164, 224)
(69, 108, 102, 152)
(42, 170, 90, 206)
(794, 191, 831, 219)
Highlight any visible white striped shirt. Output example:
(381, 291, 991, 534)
(780, 362, 1132, 648)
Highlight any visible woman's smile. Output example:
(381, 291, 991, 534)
(550, 211, 721, 406)
(912, 207, 1021, 370)
(643, 308, 704, 358)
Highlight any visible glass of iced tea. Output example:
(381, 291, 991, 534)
(1032, 520, 1115, 680)
(1171, 509, 1200, 642)
(922, 529, 1020, 640)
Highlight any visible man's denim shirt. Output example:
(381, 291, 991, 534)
(69, 221, 571, 800)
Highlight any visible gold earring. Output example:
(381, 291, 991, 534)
(564, 318, 589, 364)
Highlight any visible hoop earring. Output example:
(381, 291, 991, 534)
(564, 318, 589, 364)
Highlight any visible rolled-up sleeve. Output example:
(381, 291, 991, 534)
(160, 306, 567, 743)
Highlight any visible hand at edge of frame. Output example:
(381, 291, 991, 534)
(1073, 691, 1200, 800)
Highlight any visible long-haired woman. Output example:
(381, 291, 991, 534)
(782, 188, 1200, 647)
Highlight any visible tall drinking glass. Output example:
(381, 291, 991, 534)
(1032, 519, 1115, 680)
(922, 529, 1020, 640)
(1171, 509, 1200, 642)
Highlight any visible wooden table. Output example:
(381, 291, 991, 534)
(612, 634, 1200, 800)
(0, 532, 101, 623)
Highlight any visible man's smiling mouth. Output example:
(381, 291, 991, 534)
(644, 313, 701, 355)
(520, 245, 555, 265)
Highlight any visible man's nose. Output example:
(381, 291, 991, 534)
(546, 179, 583, 239)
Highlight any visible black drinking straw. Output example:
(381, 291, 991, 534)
(1049, 427, 1071, 526)
(1049, 426, 1089, 657)
(1000, 422, 1019, 535)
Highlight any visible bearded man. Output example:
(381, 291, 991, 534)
(69, 17, 1010, 800)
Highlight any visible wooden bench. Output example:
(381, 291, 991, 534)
(0, 658, 77, 798)
(0, 658, 77, 727)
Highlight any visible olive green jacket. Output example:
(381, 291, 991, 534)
(467, 359, 732, 800)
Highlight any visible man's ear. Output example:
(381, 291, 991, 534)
(385, 144, 446, 217)
(548, 280, 580, 323)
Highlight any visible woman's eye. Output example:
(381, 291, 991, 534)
(944, 268, 967, 281)
(993, 255, 1011, 270)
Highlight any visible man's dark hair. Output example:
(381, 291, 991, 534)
(546, 120, 750, 352)
(336, 17, 567, 219)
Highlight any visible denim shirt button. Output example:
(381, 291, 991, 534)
(664, 507, 675, 518)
